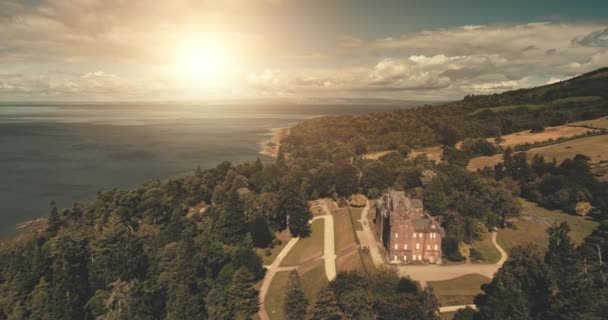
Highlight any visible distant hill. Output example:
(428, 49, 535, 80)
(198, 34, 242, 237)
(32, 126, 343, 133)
(281, 67, 608, 159)
(461, 67, 608, 109)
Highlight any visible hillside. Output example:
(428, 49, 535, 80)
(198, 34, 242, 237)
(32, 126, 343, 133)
(281, 67, 608, 160)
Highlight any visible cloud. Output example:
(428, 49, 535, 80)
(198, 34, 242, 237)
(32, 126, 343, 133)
(573, 27, 608, 47)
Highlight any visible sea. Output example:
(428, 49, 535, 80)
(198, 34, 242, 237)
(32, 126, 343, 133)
(0, 102, 418, 234)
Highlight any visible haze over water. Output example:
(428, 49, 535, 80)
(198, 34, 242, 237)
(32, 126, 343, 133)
(0, 103, 408, 234)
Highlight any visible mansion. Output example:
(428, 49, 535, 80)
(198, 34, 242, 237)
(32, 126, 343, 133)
(374, 190, 443, 264)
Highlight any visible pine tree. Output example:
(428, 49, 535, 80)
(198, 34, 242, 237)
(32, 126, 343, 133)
(229, 267, 260, 319)
(308, 288, 343, 320)
(279, 176, 311, 237)
(284, 271, 308, 320)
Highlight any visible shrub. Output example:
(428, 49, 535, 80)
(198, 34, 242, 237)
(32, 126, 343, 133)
(348, 194, 368, 207)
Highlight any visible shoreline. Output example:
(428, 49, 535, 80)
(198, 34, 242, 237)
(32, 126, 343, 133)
(259, 127, 290, 158)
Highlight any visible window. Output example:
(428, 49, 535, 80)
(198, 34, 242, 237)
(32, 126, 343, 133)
(404, 244, 408, 250)
(416, 243, 420, 250)
(394, 255, 397, 261)
(418, 255, 422, 261)
(426, 245, 430, 250)
(403, 255, 407, 261)
(395, 233, 398, 238)
(434, 244, 438, 251)
(413, 233, 417, 238)
(394, 244, 398, 250)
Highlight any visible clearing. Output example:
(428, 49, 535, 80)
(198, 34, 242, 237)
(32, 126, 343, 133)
(495, 124, 598, 148)
(497, 199, 598, 253)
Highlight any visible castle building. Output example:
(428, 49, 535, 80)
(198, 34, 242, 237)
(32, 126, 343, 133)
(374, 190, 442, 264)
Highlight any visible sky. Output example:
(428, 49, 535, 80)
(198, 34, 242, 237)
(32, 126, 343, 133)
(1, 0, 608, 102)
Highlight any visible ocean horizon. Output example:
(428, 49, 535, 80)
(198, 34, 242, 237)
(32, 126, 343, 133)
(0, 102, 415, 234)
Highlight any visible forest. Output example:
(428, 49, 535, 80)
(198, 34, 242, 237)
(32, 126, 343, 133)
(1, 68, 607, 319)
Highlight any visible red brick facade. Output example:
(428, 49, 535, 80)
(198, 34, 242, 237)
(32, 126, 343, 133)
(374, 190, 442, 264)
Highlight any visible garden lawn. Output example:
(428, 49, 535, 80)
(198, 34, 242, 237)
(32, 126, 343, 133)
(281, 219, 324, 267)
(428, 274, 491, 306)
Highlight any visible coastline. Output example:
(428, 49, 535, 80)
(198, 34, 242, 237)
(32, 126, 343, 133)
(259, 127, 290, 158)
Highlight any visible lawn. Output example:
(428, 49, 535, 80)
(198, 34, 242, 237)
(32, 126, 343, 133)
(334, 209, 358, 253)
(349, 207, 364, 231)
(256, 230, 292, 265)
(299, 260, 328, 301)
(336, 250, 364, 273)
(281, 219, 324, 267)
(428, 274, 491, 306)
(264, 271, 291, 320)
(471, 232, 502, 264)
(497, 199, 598, 253)
(520, 199, 598, 244)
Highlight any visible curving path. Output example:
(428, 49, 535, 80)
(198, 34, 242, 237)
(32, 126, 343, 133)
(258, 200, 336, 320)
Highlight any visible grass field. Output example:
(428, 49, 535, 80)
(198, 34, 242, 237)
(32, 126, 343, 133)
(410, 146, 443, 162)
(496, 124, 597, 148)
(497, 199, 598, 253)
(468, 127, 608, 176)
(362, 150, 396, 160)
(471, 232, 502, 264)
(428, 274, 490, 306)
(572, 116, 608, 129)
(528, 134, 608, 166)
(256, 230, 292, 265)
(334, 208, 358, 253)
(300, 260, 328, 301)
(281, 219, 324, 266)
(264, 271, 291, 320)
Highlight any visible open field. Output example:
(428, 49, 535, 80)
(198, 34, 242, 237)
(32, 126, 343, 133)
(281, 219, 324, 266)
(520, 200, 598, 244)
(471, 232, 502, 264)
(334, 208, 358, 253)
(497, 199, 598, 253)
(256, 230, 292, 265)
(569, 116, 608, 129)
(300, 260, 328, 301)
(468, 130, 608, 177)
(410, 146, 443, 162)
(467, 154, 502, 171)
(362, 150, 396, 160)
(264, 271, 291, 320)
(528, 134, 608, 165)
(428, 274, 490, 306)
(496, 124, 598, 148)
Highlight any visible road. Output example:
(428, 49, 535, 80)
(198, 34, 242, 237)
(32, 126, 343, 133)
(320, 202, 337, 281)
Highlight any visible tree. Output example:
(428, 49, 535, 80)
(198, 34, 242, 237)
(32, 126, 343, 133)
(308, 288, 343, 320)
(279, 176, 311, 237)
(229, 267, 260, 319)
(284, 271, 308, 320)
(475, 246, 553, 320)
(360, 161, 393, 193)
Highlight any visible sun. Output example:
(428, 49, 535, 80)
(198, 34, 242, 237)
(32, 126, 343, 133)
(174, 36, 234, 85)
